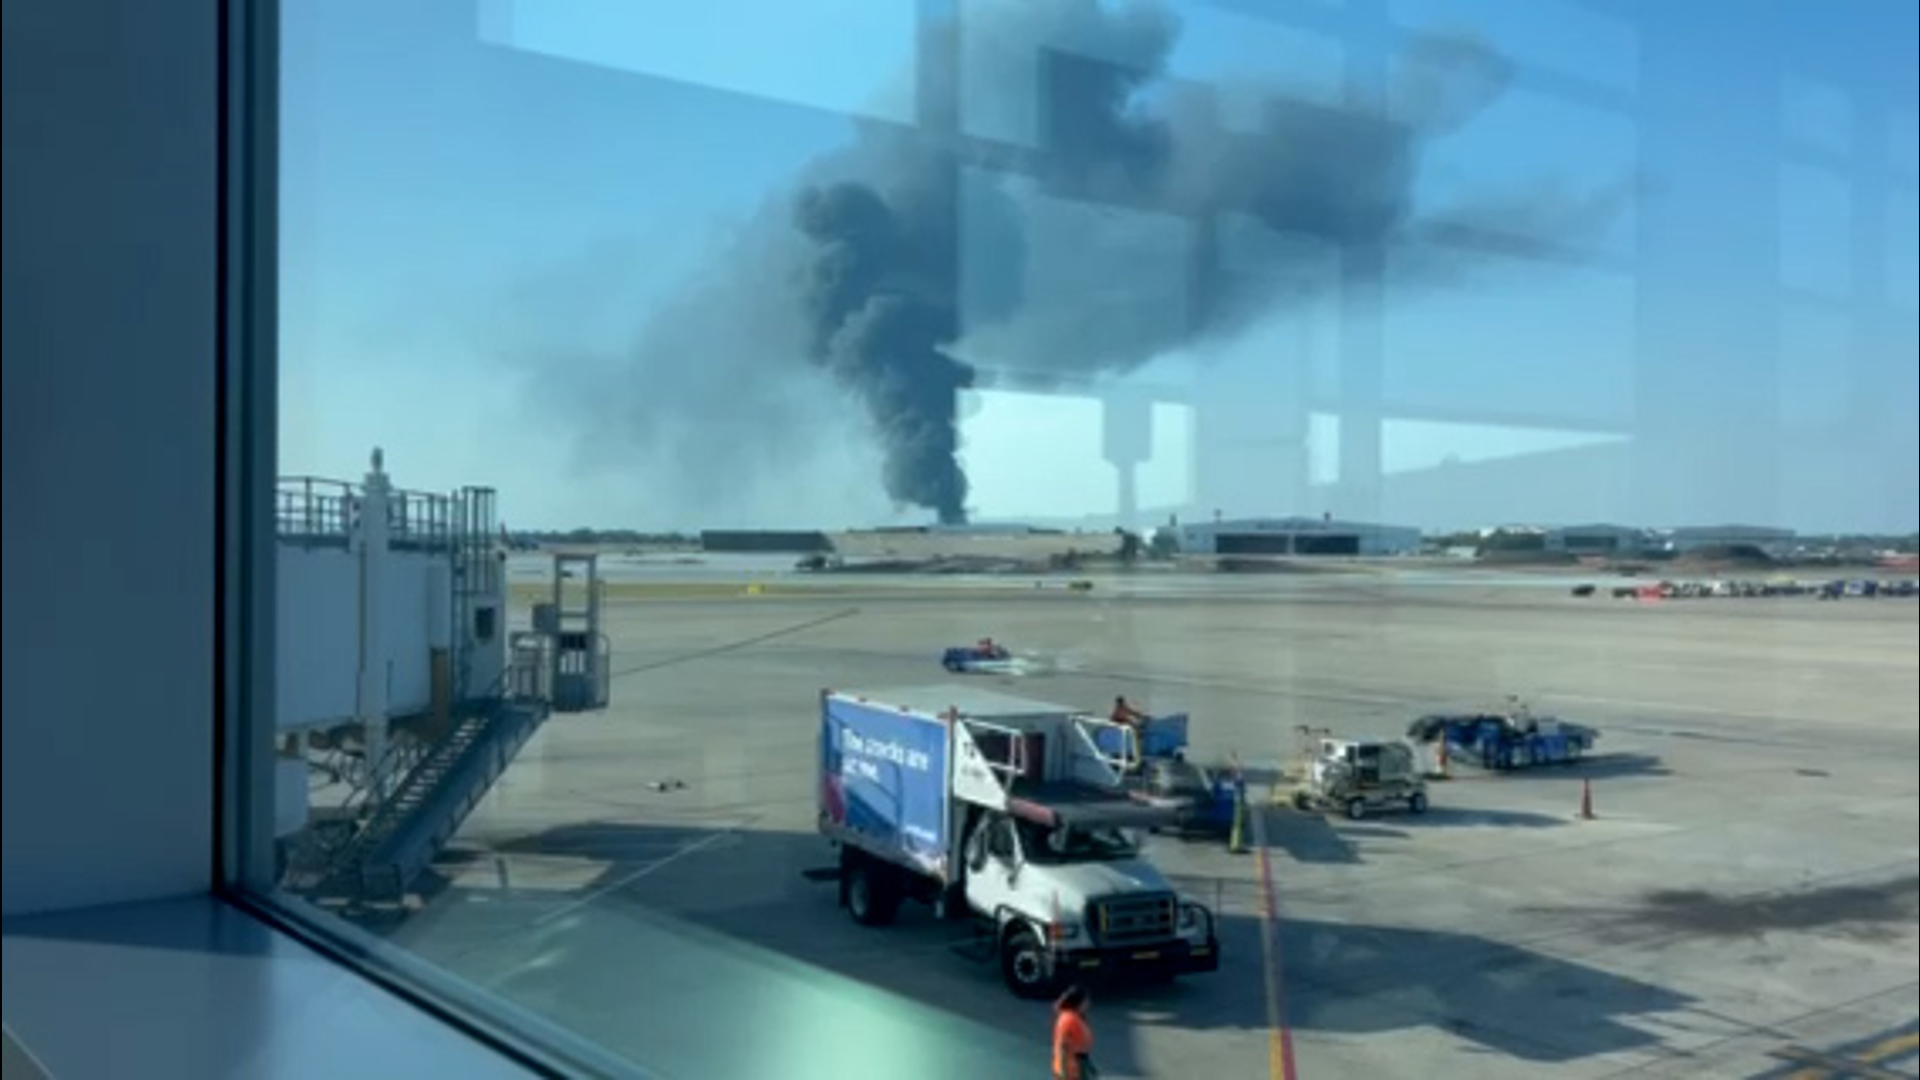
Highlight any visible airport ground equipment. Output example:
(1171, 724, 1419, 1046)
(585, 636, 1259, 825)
(814, 686, 1220, 999)
(276, 450, 611, 903)
(940, 639, 1016, 673)
(1134, 755, 1241, 836)
(1088, 714, 1240, 837)
(1405, 698, 1598, 771)
(1288, 728, 1430, 820)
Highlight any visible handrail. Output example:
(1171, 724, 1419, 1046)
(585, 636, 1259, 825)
(1073, 714, 1140, 773)
(955, 717, 1026, 785)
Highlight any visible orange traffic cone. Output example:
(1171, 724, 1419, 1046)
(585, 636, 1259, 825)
(1580, 778, 1595, 820)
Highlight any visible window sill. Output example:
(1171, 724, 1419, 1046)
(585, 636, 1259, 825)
(1, 895, 537, 1079)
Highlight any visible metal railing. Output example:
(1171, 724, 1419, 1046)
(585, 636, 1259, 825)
(276, 476, 357, 539)
(275, 476, 458, 549)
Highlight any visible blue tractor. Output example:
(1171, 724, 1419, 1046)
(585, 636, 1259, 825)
(1406, 700, 1598, 771)
(940, 638, 1015, 673)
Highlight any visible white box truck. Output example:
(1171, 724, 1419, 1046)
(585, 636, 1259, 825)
(816, 685, 1220, 998)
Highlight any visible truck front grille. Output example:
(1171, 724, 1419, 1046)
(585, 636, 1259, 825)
(1089, 894, 1176, 946)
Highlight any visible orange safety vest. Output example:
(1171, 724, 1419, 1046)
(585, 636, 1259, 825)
(1053, 1008, 1092, 1079)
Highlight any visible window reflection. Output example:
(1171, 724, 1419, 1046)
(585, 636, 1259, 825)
(272, 2, 1920, 1078)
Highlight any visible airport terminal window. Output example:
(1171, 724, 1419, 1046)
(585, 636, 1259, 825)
(261, 2, 1920, 1078)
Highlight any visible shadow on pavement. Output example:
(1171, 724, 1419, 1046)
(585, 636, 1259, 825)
(385, 820, 1697, 1074)
(1257, 808, 1365, 864)
(1511, 752, 1671, 781)
(1406, 806, 1569, 829)
(1520, 872, 1920, 947)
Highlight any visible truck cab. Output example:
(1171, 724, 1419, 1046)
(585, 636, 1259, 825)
(959, 804, 1216, 998)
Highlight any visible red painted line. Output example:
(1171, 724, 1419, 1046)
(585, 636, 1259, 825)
(1250, 808, 1300, 1080)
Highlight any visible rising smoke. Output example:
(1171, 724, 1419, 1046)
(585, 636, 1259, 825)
(590, 0, 1631, 525)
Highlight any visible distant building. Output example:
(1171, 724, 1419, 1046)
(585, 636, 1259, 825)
(1178, 516, 1421, 557)
(1544, 523, 1649, 555)
(1660, 525, 1797, 556)
(700, 530, 833, 554)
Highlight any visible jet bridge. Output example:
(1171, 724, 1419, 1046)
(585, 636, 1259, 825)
(276, 450, 613, 903)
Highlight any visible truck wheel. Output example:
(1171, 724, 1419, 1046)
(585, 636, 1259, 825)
(845, 860, 899, 927)
(1291, 791, 1311, 812)
(1345, 798, 1366, 821)
(1000, 926, 1057, 1000)
(1408, 791, 1429, 814)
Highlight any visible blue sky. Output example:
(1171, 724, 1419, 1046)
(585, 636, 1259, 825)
(278, 0, 1918, 533)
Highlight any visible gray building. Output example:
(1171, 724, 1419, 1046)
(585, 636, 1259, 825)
(1661, 525, 1798, 555)
(1179, 517, 1422, 557)
(1545, 523, 1649, 555)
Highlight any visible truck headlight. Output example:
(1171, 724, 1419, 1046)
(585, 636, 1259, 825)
(1050, 920, 1085, 944)
(1179, 903, 1207, 934)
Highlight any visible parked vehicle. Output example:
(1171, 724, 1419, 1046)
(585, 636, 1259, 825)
(816, 686, 1220, 998)
(1288, 727, 1430, 820)
(1094, 714, 1240, 837)
(1406, 698, 1598, 770)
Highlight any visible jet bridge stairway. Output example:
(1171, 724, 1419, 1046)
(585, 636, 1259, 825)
(311, 699, 549, 903)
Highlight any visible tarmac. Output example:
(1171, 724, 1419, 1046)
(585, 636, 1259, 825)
(379, 568, 1919, 1080)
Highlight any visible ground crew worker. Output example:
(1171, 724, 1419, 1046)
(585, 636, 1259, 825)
(1052, 984, 1096, 1079)
(1108, 696, 1149, 774)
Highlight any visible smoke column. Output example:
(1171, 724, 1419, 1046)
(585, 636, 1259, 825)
(581, 0, 1631, 524)
(794, 170, 975, 523)
(777, 0, 1627, 524)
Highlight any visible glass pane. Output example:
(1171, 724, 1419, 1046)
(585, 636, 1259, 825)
(267, 1, 1920, 1078)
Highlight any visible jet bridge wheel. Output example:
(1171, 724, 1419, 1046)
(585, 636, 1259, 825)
(843, 853, 901, 927)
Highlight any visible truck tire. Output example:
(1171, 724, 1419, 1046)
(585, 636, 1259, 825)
(1408, 791, 1429, 814)
(1345, 798, 1366, 821)
(1000, 925, 1057, 1000)
(845, 859, 900, 927)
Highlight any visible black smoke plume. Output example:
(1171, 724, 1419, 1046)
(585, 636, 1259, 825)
(794, 171, 974, 523)
(556, 0, 1631, 525)
(778, 0, 1628, 524)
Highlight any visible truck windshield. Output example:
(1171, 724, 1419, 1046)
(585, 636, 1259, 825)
(1017, 821, 1139, 864)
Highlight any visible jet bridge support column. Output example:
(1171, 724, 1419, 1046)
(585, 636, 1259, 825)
(540, 553, 607, 712)
(351, 448, 392, 803)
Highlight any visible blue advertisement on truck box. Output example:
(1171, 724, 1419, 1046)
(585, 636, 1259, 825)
(820, 696, 951, 879)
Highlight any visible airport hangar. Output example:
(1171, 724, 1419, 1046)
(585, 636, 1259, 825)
(1545, 523, 1651, 555)
(1177, 516, 1422, 557)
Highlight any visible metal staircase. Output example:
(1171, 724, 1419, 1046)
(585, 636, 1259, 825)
(299, 689, 547, 904)
(348, 699, 549, 901)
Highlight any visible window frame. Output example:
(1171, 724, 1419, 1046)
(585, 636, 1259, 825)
(207, 4, 651, 1075)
